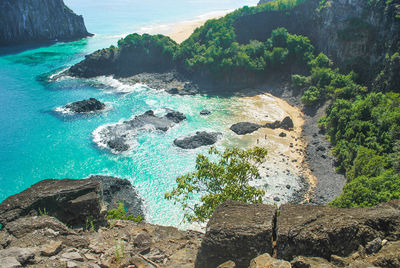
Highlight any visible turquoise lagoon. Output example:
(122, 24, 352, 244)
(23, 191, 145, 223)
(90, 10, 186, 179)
(0, 0, 259, 227)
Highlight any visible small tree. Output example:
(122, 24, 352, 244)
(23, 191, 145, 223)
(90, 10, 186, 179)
(165, 146, 268, 223)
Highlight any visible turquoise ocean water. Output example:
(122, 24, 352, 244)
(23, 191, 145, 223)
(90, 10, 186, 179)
(0, 0, 258, 227)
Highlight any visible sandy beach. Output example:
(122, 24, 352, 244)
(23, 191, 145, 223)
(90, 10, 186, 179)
(140, 10, 232, 43)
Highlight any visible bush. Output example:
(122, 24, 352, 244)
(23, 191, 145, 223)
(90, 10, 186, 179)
(107, 202, 144, 223)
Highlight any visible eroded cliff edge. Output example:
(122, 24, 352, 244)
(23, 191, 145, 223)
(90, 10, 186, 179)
(0, 0, 92, 46)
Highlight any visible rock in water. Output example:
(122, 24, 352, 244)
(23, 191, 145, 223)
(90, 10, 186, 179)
(0, 0, 91, 46)
(230, 122, 262, 135)
(200, 110, 211, 116)
(174, 131, 222, 149)
(93, 109, 186, 153)
(64, 98, 106, 113)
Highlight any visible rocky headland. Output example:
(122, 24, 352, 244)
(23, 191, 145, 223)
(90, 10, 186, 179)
(0, 182, 399, 268)
(0, 0, 92, 46)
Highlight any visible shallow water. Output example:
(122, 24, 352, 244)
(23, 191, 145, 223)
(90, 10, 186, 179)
(0, 0, 265, 228)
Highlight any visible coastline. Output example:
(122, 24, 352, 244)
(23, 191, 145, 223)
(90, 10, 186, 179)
(139, 9, 232, 43)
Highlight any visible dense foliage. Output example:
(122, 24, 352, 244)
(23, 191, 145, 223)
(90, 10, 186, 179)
(165, 147, 267, 223)
(107, 202, 145, 223)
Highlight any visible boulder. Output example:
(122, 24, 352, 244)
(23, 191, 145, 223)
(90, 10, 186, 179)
(200, 110, 211, 116)
(265, 116, 294, 131)
(279, 132, 287, 137)
(165, 110, 187, 124)
(249, 253, 291, 268)
(174, 131, 221, 149)
(0, 257, 21, 268)
(5, 216, 72, 238)
(276, 200, 400, 261)
(41, 241, 63, 256)
(64, 98, 106, 113)
(368, 241, 400, 267)
(0, 179, 102, 227)
(291, 256, 335, 268)
(218, 260, 236, 268)
(195, 200, 276, 268)
(0, 247, 34, 265)
(230, 122, 262, 135)
(89, 175, 144, 218)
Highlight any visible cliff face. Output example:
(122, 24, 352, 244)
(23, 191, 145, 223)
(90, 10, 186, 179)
(236, 0, 400, 83)
(0, 0, 91, 46)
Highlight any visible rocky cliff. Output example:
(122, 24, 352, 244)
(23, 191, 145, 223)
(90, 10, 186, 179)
(238, 0, 400, 83)
(1, 180, 400, 267)
(0, 0, 91, 46)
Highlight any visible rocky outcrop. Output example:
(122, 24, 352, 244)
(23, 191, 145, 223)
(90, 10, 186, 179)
(265, 116, 294, 131)
(0, 216, 203, 267)
(240, 0, 400, 83)
(195, 201, 276, 268)
(276, 200, 400, 261)
(230, 122, 262, 135)
(0, 176, 144, 228)
(89, 175, 144, 218)
(0, 0, 91, 46)
(93, 109, 186, 153)
(174, 131, 222, 149)
(0, 179, 102, 227)
(64, 98, 106, 113)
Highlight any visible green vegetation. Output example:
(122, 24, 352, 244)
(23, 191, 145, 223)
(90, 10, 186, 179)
(38, 207, 48, 216)
(165, 147, 267, 223)
(107, 201, 145, 223)
(85, 217, 96, 232)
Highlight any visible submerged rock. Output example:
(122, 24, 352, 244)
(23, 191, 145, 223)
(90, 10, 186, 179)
(200, 110, 211, 116)
(174, 131, 221, 149)
(230, 122, 262, 135)
(64, 98, 105, 113)
(93, 109, 186, 153)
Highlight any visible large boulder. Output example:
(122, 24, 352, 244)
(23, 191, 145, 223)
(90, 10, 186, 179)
(230, 122, 262, 135)
(276, 200, 400, 261)
(195, 201, 276, 268)
(64, 98, 105, 113)
(174, 131, 221, 149)
(0, 179, 102, 227)
(265, 116, 294, 131)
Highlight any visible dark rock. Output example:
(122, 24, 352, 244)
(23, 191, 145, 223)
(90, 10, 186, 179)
(274, 197, 281, 202)
(230, 122, 262, 135)
(369, 241, 400, 267)
(165, 110, 187, 124)
(89, 175, 144, 218)
(94, 109, 186, 153)
(195, 200, 276, 268)
(366, 238, 383, 255)
(316, 145, 326, 152)
(291, 256, 335, 268)
(174, 131, 221, 149)
(0, 179, 102, 227)
(64, 98, 105, 113)
(276, 200, 400, 261)
(166, 87, 179, 94)
(265, 116, 294, 131)
(279, 132, 287, 137)
(280, 116, 294, 130)
(0, 0, 91, 46)
(200, 110, 211, 116)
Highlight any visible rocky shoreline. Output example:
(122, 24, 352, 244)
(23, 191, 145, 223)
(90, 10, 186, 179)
(0, 182, 399, 267)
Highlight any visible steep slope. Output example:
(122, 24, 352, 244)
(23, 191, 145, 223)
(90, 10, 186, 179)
(0, 0, 92, 46)
(235, 0, 400, 83)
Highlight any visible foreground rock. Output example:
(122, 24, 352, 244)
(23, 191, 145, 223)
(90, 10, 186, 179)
(276, 200, 400, 261)
(0, 216, 203, 268)
(174, 131, 222, 149)
(195, 201, 276, 268)
(230, 122, 262, 135)
(64, 98, 106, 113)
(0, 179, 102, 227)
(0, 176, 144, 227)
(93, 109, 186, 153)
(0, 0, 91, 46)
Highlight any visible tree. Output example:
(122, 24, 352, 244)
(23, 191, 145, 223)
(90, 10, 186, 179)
(165, 147, 268, 223)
